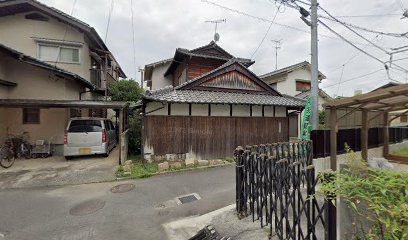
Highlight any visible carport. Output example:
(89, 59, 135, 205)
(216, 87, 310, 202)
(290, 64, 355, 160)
(324, 83, 408, 170)
(0, 99, 129, 164)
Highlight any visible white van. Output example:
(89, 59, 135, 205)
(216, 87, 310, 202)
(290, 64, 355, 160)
(63, 118, 117, 160)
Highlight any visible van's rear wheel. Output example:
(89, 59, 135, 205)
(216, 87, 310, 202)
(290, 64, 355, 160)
(65, 156, 73, 160)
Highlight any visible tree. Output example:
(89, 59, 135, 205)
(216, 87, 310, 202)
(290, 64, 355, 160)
(109, 79, 142, 103)
(109, 79, 143, 155)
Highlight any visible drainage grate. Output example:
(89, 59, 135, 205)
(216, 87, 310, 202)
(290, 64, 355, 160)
(179, 195, 198, 204)
(110, 183, 135, 193)
(175, 193, 201, 205)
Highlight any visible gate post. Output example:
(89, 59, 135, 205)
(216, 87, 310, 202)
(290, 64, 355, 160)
(235, 146, 245, 217)
(323, 171, 337, 240)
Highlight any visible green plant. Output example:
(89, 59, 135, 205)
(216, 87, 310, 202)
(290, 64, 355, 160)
(116, 161, 158, 179)
(320, 144, 408, 240)
(109, 79, 143, 154)
(224, 156, 235, 163)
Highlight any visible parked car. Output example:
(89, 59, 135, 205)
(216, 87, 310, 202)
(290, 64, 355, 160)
(64, 118, 117, 160)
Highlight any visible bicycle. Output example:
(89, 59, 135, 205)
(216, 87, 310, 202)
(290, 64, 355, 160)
(0, 137, 15, 168)
(0, 132, 31, 168)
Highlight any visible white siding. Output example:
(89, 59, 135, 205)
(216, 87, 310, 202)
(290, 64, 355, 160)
(191, 104, 208, 116)
(171, 103, 189, 116)
(146, 102, 168, 116)
(252, 105, 262, 117)
(232, 105, 250, 117)
(211, 104, 230, 116)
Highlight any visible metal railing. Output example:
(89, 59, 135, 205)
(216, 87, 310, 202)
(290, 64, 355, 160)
(235, 141, 336, 240)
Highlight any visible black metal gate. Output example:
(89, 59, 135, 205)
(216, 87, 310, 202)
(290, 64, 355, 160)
(235, 141, 336, 240)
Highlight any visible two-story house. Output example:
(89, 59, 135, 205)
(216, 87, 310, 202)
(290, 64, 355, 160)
(259, 61, 332, 136)
(0, 0, 127, 155)
(142, 41, 305, 161)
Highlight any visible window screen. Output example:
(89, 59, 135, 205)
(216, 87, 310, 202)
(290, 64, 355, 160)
(39, 45, 80, 63)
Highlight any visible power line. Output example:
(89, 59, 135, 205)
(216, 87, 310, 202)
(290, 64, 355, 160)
(334, 14, 401, 18)
(130, 0, 137, 81)
(251, 7, 280, 58)
(318, 20, 386, 65)
(105, 0, 114, 43)
(199, 0, 381, 48)
(318, 5, 390, 54)
(321, 69, 385, 89)
(319, 15, 408, 38)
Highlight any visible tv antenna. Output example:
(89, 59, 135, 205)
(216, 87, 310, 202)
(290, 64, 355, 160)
(271, 39, 282, 70)
(205, 19, 226, 42)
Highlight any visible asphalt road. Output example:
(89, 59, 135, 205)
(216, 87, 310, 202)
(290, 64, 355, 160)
(0, 165, 235, 240)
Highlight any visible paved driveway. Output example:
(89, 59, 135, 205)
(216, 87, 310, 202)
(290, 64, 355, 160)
(0, 148, 119, 189)
(0, 165, 235, 240)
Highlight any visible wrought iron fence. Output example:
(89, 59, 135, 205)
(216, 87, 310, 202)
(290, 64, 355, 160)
(235, 141, 336, 240)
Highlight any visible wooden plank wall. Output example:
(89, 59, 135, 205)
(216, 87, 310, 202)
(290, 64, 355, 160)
(144, 116, 289, 159)
(187, 57, 225, 80)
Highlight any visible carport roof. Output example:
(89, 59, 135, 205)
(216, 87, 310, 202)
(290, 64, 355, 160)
(323, 83, 408, 112)
(0, 99, 129, 109)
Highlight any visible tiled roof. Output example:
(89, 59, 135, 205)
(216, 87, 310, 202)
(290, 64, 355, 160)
(176, 48, 254, 66)
(259, 61, 326, 80)
(144, 87, 306, 108)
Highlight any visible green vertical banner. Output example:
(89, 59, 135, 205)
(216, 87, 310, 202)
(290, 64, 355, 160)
(300, 96, 312, 140)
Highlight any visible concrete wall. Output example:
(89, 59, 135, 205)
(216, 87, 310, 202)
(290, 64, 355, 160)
(0, 52, 84, 100)
(4, 108, 68, 145)
(151, 62, 173, 90)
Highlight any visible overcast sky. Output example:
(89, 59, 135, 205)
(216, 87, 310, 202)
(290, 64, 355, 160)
(41, 0, 408, 97)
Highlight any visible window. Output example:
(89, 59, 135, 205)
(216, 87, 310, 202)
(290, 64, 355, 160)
(38, 44, 80, 63)
(23, 108, 40, 124)
(68, 120, 102, 132)
(401, 115, 407, 123)
(296, 81, 311, 92)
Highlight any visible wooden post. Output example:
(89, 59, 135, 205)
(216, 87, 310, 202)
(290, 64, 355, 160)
(383, 112, 389, 158)
(361, 110, 368, 161)
(118, 109, 123, 165)
(329, 108, 337, 171)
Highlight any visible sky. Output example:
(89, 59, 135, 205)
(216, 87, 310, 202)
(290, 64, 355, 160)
(40, 0, 408, 98)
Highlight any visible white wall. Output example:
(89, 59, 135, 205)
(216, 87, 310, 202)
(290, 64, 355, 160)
(191, 104, 208, 116)
(232, 105, 250, 117)
(211, 104, 230, 116)
(151, 62, 173, 90)
(170, 103, 189, 116)
(275, 106, 287, 117)
(264, 106, 275, 117)
(273, 68, 312, 96)
(145, 102, 168, 116)
(252, 105, 262, 117)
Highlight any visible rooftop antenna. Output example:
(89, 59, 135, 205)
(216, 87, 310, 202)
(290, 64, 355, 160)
(205, 19, 226, 42)
(271, 39, 282, 70)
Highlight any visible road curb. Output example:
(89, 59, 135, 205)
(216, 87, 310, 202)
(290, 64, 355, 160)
(115, 162, 235, 181)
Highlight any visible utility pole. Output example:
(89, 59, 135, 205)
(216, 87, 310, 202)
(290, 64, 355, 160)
(310, 0, 319, 130)
(271, 39, 282, 70)
(138, 67, 144, 91)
